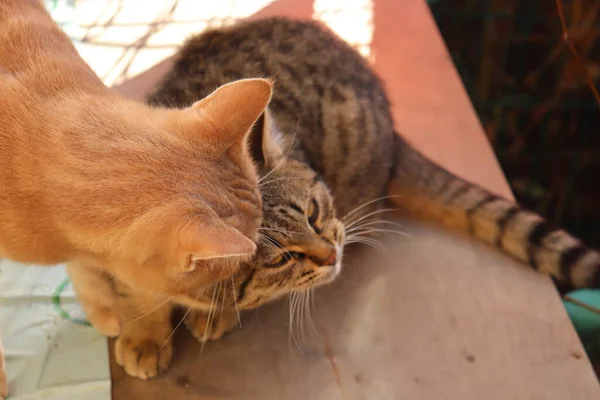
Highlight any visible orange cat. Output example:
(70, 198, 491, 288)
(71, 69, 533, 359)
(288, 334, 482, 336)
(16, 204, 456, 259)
(0, 1, 270, 396)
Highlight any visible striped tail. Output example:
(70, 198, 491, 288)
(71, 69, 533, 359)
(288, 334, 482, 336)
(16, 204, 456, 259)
(387, 135, 600, 290)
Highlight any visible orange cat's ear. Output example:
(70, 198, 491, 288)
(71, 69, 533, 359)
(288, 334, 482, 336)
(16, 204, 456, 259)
(192, 78, 273, 154)
(248, 108, 284, 167)
(178, 220, 256, 272)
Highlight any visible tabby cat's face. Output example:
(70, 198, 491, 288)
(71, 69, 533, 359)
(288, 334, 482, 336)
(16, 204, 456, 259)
(235, 157, 345, 308)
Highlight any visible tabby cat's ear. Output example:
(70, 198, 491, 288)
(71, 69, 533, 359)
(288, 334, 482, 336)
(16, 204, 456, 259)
(191, 78, 273, 155)
(178, 220, 256, 272)
(248, 108, 284, 167)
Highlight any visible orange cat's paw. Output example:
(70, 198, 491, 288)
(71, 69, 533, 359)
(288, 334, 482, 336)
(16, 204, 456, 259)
(184, 308, 239, 343)
(114, 334, 173, 380)
(87, 306, 120, 337)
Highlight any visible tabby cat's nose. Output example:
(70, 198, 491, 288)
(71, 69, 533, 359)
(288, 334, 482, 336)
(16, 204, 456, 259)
(324, 249, 337, 265)
(309, 248, 337, 266)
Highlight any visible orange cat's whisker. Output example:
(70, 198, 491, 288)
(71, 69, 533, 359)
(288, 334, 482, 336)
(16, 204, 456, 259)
(230, 276, 242, 327)
(161, 289, 204, 351)
(199, 282, 222, 356)
(126, 297, 172, 324)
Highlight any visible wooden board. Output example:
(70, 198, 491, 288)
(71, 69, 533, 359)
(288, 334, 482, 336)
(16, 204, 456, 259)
(109, 0, 600, 398)
(110, 220, 599, 399)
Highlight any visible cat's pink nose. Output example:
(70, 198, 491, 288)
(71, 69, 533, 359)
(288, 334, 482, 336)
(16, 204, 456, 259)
(325, 249, 337, 265)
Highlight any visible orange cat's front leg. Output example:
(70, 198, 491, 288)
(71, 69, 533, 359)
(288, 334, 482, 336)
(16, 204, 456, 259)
(113, 288, 174, 380)
(66, 262, 120, 337)
(184, 307, 239, 343)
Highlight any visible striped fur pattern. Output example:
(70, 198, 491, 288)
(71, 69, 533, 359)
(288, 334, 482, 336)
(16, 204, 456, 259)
(107, 17, 600, 353)
(391, 142, 600, 289)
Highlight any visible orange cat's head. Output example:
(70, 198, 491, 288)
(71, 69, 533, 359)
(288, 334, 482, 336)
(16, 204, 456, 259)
(68, 79, 273, 305)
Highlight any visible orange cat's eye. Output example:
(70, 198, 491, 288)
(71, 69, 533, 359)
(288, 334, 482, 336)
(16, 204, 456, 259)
(307, 198, 320, 228)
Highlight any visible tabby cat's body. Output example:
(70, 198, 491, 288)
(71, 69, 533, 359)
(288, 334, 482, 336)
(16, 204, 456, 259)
(100, 18, 600, 379)
(150, 17, 600, 295)
(149, 20, 395, 218)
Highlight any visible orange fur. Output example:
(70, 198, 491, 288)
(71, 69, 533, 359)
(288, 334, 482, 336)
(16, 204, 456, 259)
(0, 0, 271, 296)
(0, 1, 271, 395)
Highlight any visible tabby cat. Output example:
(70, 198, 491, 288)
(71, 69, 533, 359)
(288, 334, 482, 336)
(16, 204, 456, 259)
(0, 1, 270, 395)
(89, 17, 600, 380)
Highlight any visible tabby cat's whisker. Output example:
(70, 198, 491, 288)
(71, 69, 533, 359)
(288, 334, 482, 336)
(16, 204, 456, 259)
(288, 292, 305, 355)
(300, 291, 312, 351)
(344, 208, 400, 230)
(231, 276, 242, 327)
(259, 227, 295, 237)
(347, 228, 411, 239)
(342, 195, 404, 222)
(299, 291, 308, 350)
(259, 177, 305, 187)
(305, 289, 320, 340)
(258, 233, 292, 258)
(345, 237, 389, 254)
(346, 219, 407, 233)
(288, 293, 297, 351)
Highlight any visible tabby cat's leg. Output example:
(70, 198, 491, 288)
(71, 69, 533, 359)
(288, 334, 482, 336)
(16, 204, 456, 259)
(113, 286, 173, 380)
(184, 308, 239, 343)
(66, 261, 120, 337)
(0, 340, 7, 399)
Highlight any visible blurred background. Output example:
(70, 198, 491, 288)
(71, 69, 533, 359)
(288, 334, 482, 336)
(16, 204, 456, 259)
(430, 0, 600, 248)
(429, 0, 600, 372)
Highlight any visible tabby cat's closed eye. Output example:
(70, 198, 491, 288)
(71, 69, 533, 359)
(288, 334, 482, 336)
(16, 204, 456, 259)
(307, 198, 320, 232)
(265, 251, 304, 268)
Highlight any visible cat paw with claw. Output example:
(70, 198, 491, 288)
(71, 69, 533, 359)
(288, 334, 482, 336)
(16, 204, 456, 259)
(114, 332, 173, 380)
(184, 309, 239, 343)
